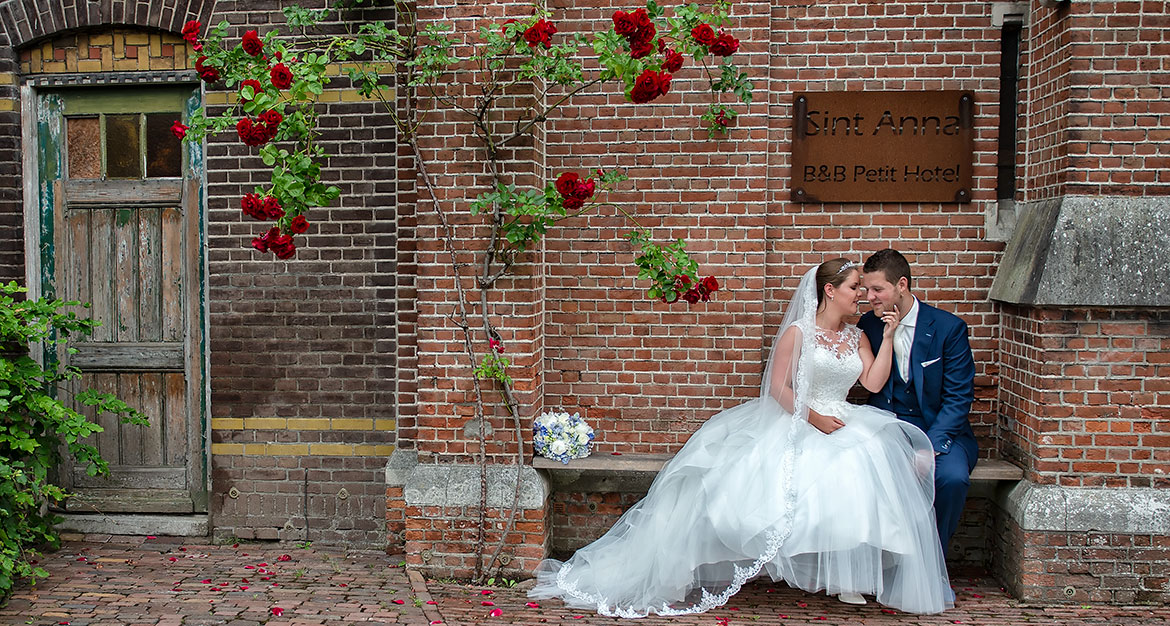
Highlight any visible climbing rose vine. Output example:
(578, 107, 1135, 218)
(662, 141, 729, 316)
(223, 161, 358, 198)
(175, 0, 750, 302)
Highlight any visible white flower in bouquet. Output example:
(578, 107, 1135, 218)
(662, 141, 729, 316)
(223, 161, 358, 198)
(533, 410, 595, 464)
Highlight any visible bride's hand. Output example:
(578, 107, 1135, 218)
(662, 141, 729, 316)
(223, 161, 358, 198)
(881, 303, 900, 340)
(808, 410, 845, 434)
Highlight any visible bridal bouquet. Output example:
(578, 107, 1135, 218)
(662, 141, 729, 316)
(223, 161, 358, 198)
(533, 411, 594, 464)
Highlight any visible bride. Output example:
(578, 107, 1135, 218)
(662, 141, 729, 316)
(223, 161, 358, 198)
(528, 258, 953, 617)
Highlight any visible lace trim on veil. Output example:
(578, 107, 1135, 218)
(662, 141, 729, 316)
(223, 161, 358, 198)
(552, 321, 815, 619)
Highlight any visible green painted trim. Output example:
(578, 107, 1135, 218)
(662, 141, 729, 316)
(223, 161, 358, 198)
(36, 93, 64, 300)
(185, 87, 211, 502)
(58, 86, 191, 115)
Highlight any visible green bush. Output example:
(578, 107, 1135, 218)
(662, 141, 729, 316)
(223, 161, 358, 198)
(0, 281, 147, 600)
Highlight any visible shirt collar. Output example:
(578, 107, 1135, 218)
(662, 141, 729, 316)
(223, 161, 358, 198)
(900, 297, 920, 329)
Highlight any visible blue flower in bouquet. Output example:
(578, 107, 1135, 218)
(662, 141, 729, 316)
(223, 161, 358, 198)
(533, 411, 594, 464)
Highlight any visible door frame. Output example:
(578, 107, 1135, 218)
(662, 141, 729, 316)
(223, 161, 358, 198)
(21, 76, 211, 513)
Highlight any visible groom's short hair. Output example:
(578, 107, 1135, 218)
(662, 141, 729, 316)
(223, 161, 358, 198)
(864, 248, 912, 287)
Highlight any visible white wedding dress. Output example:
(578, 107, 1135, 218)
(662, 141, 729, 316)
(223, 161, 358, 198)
(529, 269, 953, 617)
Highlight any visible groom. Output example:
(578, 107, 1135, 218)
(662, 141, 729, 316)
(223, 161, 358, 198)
(857, 249, 977, 559)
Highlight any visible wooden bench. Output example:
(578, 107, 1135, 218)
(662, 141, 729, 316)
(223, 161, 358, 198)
(533, 454, 1024, 493)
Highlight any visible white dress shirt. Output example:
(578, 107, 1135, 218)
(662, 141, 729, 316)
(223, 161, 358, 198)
(894, 297, 919, 382)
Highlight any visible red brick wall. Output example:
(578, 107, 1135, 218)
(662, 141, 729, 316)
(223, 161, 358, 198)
(0, 33, 24, 285)
(996, 514, 1170, 603)
(1023, 3, 1070, 200)
(998, 305, 1170, 488)
(204, 0, 400, 545)
(537, 0, 1011, 457)
(1024, 1, 1170, 200)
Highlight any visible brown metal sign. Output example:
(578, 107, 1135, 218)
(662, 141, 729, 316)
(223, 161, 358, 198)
(791, 91, 974, 203)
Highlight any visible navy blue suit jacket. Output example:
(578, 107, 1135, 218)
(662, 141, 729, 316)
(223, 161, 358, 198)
(858, 300, 978, 468)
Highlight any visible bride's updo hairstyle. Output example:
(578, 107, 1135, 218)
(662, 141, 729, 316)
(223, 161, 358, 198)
(815, 257, 859, 308)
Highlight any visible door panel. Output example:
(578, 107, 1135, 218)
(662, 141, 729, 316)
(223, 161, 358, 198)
(37, 86, 206, 514)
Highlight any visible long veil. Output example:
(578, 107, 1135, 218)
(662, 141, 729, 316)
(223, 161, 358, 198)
(529, 268, 824, 618)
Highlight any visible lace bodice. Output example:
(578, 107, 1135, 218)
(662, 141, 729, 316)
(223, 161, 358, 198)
(804, 323, 863, 414)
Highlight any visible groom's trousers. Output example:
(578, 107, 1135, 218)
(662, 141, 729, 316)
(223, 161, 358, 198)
(934, 444, 972, 559)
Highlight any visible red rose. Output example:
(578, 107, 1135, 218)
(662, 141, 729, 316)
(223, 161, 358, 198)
(170, 120, 188, 139)
(236, 117, 255, 142)
(523, 19, 557, 49)
(241, 193, 266, 220)
(251, 232, 272, 253)
(261, 196, 284, 219)
(612, 11, 637, 37)
(562, 196, 585, 211)
(709, 32, 739, 56)
(575, 178, 595, 200)
(682, 288, 701, 304)
(259, 109, 282, 129)
(555, 172, 580, 197)
(242, 30, 264, 56)
(714, 110, 730, 128)
(181, 20, 201, 45)
(662, 49, 684, 73)
(240, 79, 263, 100)
(691, 23, 716, 47)
(290, 215, 310, 234)
(235, 118, 269, 146)
(629, 38, 653, 59)
(629, 69, 672, 104)
(703, 276, 719, 291)
(195, 55, 219, 82)
(270, 63, 293, 90)
(269, 232, 296, 259)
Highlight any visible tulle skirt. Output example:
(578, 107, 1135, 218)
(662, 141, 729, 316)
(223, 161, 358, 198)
(528, 397, 952, 617)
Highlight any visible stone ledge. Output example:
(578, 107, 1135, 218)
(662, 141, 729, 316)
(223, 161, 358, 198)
(990, 195, 1170, 306)
(386, 449, 550, 509)
(999, 481, 1170, 533)
(534, 455, 1022, 493)
(56, 513, 209, 537)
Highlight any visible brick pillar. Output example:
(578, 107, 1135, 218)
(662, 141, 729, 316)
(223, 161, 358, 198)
(990, 0, 1170, 603)
(398, 0, 551, 578)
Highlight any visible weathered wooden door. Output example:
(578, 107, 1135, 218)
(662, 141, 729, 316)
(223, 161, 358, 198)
(35, 86, 206, 513)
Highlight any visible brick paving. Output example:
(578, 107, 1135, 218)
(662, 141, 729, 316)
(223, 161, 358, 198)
(3, 540, 1170, 626)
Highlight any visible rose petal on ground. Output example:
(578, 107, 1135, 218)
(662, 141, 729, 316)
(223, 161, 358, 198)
(480, 590, 493, 595)
(881, 609, 898, 614)
(146, 536, 156, 539)
(271, 607, 284, 616)
(426, 600, 437, 605)
(277, 554, 292, 562)
(393, 599, 405, 604)
(168, 557, 178, 562)
(201, 579, 212, 584)
(797, 602, 807, 608)
(526, 602, 540, 608)
(489, 609, 503, 617)
(481, 601, 494, 606)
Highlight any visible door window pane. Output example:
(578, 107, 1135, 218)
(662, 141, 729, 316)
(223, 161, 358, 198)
(67, 116, 101, 179)
(105, 114, 142, 179)
(146, 114, 183, 178)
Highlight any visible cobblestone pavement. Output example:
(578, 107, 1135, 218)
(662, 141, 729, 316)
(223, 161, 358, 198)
(3, 540, 1170, 626)
(0, 538, 432, 626)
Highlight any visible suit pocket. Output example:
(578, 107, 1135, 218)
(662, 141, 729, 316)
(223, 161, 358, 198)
(921, 357, 941, 368)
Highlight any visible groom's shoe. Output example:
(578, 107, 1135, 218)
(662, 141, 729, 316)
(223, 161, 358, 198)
(837, 592, 867, 605)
